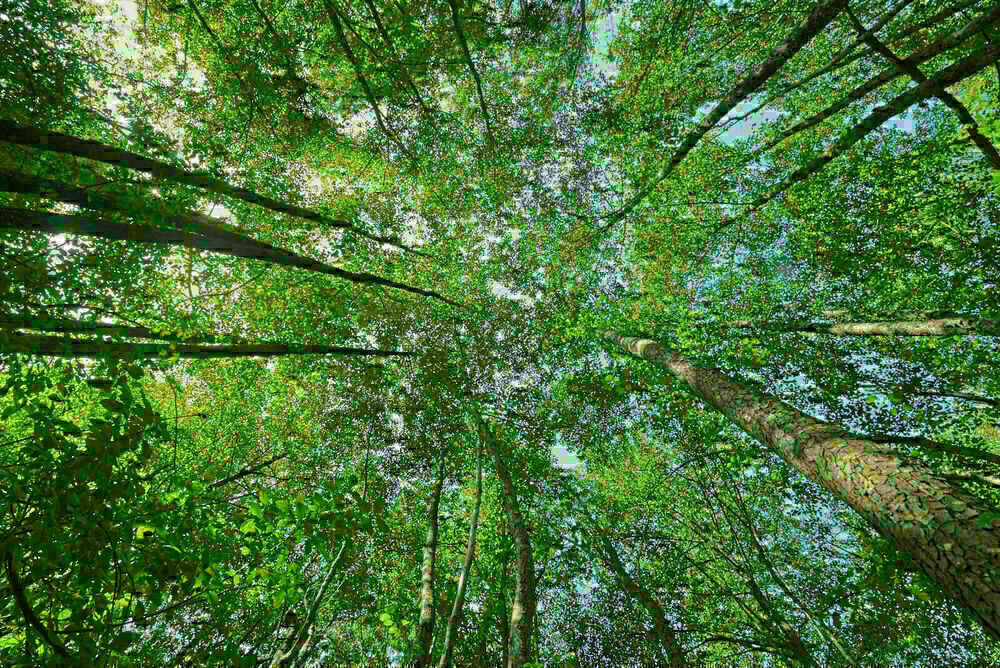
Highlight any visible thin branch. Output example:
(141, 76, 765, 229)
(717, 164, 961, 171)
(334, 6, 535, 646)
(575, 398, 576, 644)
(5, 551, 70, 657)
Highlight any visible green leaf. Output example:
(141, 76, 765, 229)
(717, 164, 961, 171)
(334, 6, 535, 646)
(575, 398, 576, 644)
(101, 399, 123, 412)
(240, 518, 258, 534)
(249, 502, 263, 519)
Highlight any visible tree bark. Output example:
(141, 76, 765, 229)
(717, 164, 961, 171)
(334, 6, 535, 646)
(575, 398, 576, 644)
(475, 417, 535, 668)
(602, 330, 1000, 639)
(417, 455, 446, 667)
(0, 203, 458, 305)
(0, 332, 411, 359)
(0, 119, 421, 252)
(438, 440, 483, 668)
(717, 315, 1000, 336)
(606, 0, 847, 226)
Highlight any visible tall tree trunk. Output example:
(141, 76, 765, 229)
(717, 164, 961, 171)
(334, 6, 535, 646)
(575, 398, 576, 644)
(0, 332, 410, 359)
(0, 203, 456, 304)
(602, 330, 1000, 638)
(598, 536, 685, 665)
(606, 0, 847, 226)
(475, 417, 535, 668)
(438, 440, 484, 668)
(717, 315, 1000, 336)
(720, 39, 1000, 229)
(0, 119, 421, 253)
(272, 541, 347, 668)
(753, 2, 1000, 157)
(417, 455, 447, 667)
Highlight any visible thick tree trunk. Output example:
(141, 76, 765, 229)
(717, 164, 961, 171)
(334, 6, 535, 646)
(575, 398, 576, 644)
(417, 456, 446, 667)
(598, 536, 685, 665)
(476, 418, 535, 668)
(438, 441, 483, 668)
(718, 315, 1000, 336)
(0, 332, 410, 359)
(602, 330, 1000, 638)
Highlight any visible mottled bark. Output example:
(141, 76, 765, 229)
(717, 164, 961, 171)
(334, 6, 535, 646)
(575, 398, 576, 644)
(0, 120, 419, 252)
(718, 315, 1000, 336)
(0, 332, 411, 359)
(605, 0, 847, 227)
(417, 456, 446, 667)
(438, 441, 483, 668)
(726, 39, 1000, 226)
(0, 204, 457, 304)
(753, 3, 1000, 157)
(476, 418, 535, 668)
(602, 330, 1000, 638)
(598, 536, 685, 665)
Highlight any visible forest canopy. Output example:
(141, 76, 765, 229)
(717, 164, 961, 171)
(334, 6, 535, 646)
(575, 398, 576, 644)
(1, 0, 999, 665)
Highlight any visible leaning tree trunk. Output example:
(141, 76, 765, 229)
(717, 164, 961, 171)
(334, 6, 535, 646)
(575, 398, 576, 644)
(438, 440, 484, 668)
(0, 119, 422, 253)
(417, 455, 446, 668)
(0, 332, 410, 359)
(602, 330, 1000, 638)
(475, 417, 535, 668)
(717, 314, 1000, 336)
(0, 202, 455, 304)
(598, 535, 686, 665)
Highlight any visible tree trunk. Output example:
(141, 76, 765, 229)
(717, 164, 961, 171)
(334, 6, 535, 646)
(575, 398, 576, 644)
(417, 455, 446, 667)
(0, 332, 410, 359)
(718, 315, 1000, 336)
(476, 417, 535, 668)
(438, 441, 483, 668)
(0, 314, 241, 344)
(607, 0, 847, 225)
(598, 536, 685, 665)
(602, 330, 1000, 638)
(753, 3, 1000, 156)
(0, 119, 420, 252)
(0, 203, 456, 304)
(721, 39, 1000, 228)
